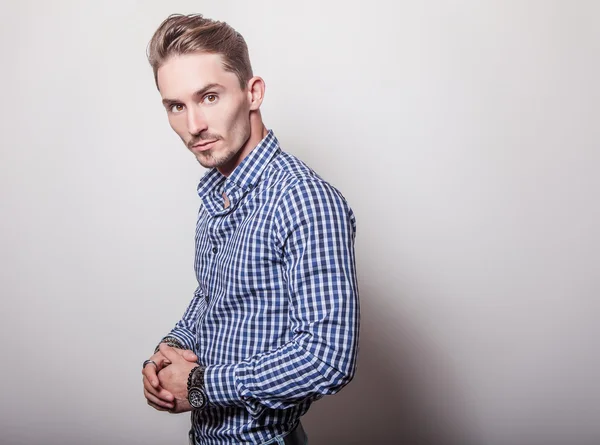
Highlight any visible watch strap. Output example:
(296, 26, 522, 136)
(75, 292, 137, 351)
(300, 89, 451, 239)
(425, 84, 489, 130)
(187, 366, 207, 409)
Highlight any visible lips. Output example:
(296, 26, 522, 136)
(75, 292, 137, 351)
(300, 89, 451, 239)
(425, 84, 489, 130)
(191, 140, 218, 152)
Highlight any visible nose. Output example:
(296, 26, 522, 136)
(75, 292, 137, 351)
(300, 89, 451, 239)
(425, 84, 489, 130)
(187, 105, 208, 135)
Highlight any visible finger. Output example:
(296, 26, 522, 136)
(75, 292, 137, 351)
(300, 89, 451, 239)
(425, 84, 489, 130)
(144, 388, 174, 410)
(172, 347, 193, 356)
(150, 352, 171, 370)
(143, 376, 174, 402)
(182, 349, 198, 362)
(144, 386, 173, 409)
(159, 343, 183, 363)
(147, 399, 168, 411)
(142, 362, 160, 388)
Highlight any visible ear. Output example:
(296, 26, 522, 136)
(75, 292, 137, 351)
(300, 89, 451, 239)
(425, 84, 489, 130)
(246, 76, 266, 111)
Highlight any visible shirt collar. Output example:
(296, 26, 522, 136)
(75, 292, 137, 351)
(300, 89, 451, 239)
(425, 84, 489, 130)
(197, 130, 280, 216)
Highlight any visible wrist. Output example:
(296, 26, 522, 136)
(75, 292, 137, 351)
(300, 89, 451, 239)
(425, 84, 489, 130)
(187, 365, 208, 410)
(154, 336, 185, 354)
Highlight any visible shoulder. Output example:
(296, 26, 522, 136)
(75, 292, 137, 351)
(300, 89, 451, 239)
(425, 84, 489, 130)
(267, 151, 356, 235)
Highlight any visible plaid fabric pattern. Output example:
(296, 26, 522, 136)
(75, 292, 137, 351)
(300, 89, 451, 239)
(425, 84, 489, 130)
(164, 130, 359, 444)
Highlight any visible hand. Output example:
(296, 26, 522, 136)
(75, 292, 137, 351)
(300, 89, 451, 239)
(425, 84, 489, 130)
(157, 343, 200, 413)
(142, 345, 198, 411)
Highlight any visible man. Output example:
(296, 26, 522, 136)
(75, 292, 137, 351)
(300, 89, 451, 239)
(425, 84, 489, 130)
(141, 13, 359, 445)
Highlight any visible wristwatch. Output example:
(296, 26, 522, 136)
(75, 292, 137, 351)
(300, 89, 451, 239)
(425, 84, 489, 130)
(187, 366, 208, 410)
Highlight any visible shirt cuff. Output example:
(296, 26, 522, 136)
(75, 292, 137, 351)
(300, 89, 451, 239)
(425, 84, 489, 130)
(164, 329, 195, 351)
(205, 362, 264, 417)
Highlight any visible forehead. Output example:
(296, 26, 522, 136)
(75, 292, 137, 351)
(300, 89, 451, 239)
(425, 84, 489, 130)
(157, 52, 239, 98)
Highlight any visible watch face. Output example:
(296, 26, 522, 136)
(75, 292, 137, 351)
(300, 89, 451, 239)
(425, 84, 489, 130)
(189, 388, 206, 409)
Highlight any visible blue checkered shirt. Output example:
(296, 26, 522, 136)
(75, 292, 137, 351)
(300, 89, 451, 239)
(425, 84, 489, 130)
(163, 130, 359, 444)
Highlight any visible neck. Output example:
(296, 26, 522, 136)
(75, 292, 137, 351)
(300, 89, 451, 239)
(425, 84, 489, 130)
(218, 111, 267, 177)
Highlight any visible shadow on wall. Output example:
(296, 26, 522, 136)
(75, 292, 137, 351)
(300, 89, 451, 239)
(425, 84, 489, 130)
(302, 286, 479, 445)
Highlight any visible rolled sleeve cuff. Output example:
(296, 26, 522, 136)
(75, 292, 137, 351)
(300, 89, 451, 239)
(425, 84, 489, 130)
(205, 363, 264, 417)
(164, 329, 195, 351)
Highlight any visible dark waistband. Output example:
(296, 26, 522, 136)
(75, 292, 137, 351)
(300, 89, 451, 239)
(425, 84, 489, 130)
(282, 421, 306, 445)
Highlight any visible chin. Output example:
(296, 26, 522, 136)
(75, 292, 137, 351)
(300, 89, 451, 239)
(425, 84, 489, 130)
(196, 157, 217, 169)
(196, 151, 233, 170)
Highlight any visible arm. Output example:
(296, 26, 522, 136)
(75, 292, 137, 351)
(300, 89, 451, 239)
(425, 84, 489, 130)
(158, 285, 207, 352)
(204, 180, 359, 416)
(142, 287, 206, 410)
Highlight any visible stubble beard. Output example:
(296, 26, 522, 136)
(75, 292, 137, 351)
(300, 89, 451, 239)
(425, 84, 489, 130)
(194, 146, 238, 169)
(188, 120, 250, 171)
(186, 133, 233, 169)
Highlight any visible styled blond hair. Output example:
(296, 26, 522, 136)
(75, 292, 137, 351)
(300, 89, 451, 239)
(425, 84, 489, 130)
(147, 14, 253, 89)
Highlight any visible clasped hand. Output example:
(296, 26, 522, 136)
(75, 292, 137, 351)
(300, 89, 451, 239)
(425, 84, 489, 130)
(142, 343, 199, 413)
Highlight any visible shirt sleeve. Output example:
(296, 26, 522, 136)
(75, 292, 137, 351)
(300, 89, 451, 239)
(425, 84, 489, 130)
(204, 179, 359, 416)
(161, 286, 207, 352)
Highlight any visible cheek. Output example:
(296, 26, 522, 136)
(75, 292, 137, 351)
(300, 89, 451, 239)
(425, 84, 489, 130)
(226, 104, 250, 138)
(169, 116, 187, 139)
(210, 99, 249, 136)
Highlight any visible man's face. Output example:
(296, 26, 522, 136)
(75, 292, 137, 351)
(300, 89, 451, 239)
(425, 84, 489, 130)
(157, 52, 251, 174)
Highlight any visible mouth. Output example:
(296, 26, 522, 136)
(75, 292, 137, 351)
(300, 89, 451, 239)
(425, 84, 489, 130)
(191, 140, 218, 152)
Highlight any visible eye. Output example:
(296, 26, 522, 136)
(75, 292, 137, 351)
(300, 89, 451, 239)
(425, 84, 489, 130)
(204, 94, 218, 104)
(170, 104, 185, 113)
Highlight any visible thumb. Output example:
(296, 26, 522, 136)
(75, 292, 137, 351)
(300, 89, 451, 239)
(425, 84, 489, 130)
(159, 343, 181, 363)
(182, 350, 198, 362)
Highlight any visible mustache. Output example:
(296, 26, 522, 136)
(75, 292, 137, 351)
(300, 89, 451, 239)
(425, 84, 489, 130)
(187, 133, 221, 149)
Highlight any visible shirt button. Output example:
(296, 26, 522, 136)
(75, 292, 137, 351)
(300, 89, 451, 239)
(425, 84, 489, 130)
(212, 247, 218, 254)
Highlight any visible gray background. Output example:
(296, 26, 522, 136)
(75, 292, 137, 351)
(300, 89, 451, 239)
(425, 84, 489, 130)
(1, 0, 598, 444)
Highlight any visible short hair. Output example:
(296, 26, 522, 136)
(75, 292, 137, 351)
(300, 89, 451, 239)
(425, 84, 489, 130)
(147, 14, 253, 89)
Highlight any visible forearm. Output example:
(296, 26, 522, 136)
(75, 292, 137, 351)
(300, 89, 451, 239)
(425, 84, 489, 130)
(160, 287, 206, 352)
(204, 327, 358, 416)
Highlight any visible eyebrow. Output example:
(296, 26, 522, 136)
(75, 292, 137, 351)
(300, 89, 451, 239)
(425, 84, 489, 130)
(162, 83, 224, 107)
